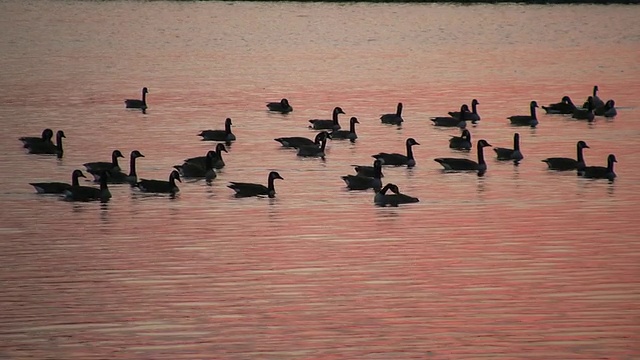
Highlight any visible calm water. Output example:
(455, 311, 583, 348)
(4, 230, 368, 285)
(1, 1, 639, 358)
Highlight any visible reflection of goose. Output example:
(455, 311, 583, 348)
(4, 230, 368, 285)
(199, 118, 236, 142)
(309, 107, 344, 130)
(494, 133, 524, 163)
(20, 128, 53, 149)
(582, 154, 616, 181)
(228, 171, 283, 198)
(380, 102, 403, 125)
(266, 98, 293, 113)
(542, 141, 590, 173)
(30, 169, 86, 194)
(434, 139, 492, 176)
(507, 101, 539, 127)
(125, 87, 148, 109)
(374, 183, 419, 207)
(372, 138, 420, 167)
(28, 130, 65, 158)
(134, 170, 181, 195)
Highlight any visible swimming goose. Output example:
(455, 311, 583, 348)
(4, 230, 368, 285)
(342, 159, 383, 191)
(374, 183, 419, 207)
(582, 154, 617, 181)
(275, 131, 329, 149)
(297, 131, 329, 158)
(431, 105, 468, 128)
(228, 171, 283, 198)
(494, 133, 524, 163)
(183, 143, 228, 169)
(63, 172, 111, 202)
(199, 118, 236, 142)
(134, 170, 181, 195)
(372, 137, 420, 167)
(542, 96, 577, 114)
(583, 85, 605, 110)
(20, 128, 53, 149)
(174, 150, 217, 182)
(30, 169, 86, 194)
(572, 96, 595, 122)
(308, 107, 345, 130)
(434, 139, 492, 176)
(266, 98, 293, 113)
(449, 129, 472, 150)
(594, 100, 616, 118)
(83, 149, 125, 174)
(508, 101, 539, 127)
(28, 130, 65, 158)
(380, 102, 404, 125)
(449, 99, 480, 122)
(92, 150, 144, 184)
(541, 140, 590, 172)
(125, 87, 148, 109)
(330, 117, 359, 142)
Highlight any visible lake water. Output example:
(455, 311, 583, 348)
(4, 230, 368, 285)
(1, 1, 639, 358)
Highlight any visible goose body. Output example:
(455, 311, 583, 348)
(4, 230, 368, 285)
(449, 129, 472, 150)
(374, 183, 419, 207)
(125, 87, 148, 109)
(434, 139, 492, 176)
(92, 150, 144, 184)
(275, 132, 327, 149)
(28, 130, 65, 158)
(297, 131, 329, 158)
(542, 141, 590, 172)
(508, 101, 539, 127)
(431, 104, 468, 128)
(380, 102, 404, 125)
(30, 170, 86, 194)
(83, 150, 125, 174)
(183, 143, 228, 169)
(342, 159, 383, 191)
(134, 170, 181, 194)
(595, 100, 617, 117)
(352, 164, 384, 178)
(583, 85, 605, 110)
(572, 96, 595, 122)
(330, 117, 359, 142)
(63, 172, 111, 202)
(174, 150, 217, 182)
(449, 99, 480, 122)
(266, 98, 293, 113)
(582, 154, 616, 181)
(199, 118, 236, 142)
(494, 133, 524, 163)
(372, 138, 419, 167)
(309, 107, 344, 130)
(20, 128, 53, 149)
(542, 96, 577, 114)
(228, 171, 283, 198)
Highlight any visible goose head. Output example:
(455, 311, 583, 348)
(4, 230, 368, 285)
(333, 107, 345, 115)
(170, 170, 182, 183)
(142, 87, 149, 95)
(477, 139, 492, 149)
(131, 150, 145, 159)
(215, 143, 228, 154)
(113, 150, 125, 159)
(72, 169, 86, 180)
(577, 140, 590, 149)
(406, 138, 420, 147)
(269, 171, 284, 182)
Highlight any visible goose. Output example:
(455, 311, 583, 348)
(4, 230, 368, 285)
(342, 159, 383, 191)
(266, 98, 293, 113)
(449, 129, 472, 150)
(30, 169, 86, 194)
(83, 149, 125, 174)
(583, 85, 605, 110)
(572, 96, 595, 122)
(297, 131, 329, 158)
(63, 172, 111, 202)
(183, 143, 228, 169)
(330, 117, 359, 142)
(380, 102, 404, 125)
(28, 130, 65, 158)
(508, 101, 539, 127)
(372, 137, 420, 167)
(274, 131, 329, 149)
(431, 105, 468, 128)
(494, 133, 524, 163)
(125, 87, 148, 109)
(542, 96, 577, 114)
(91, 150, 144, 184)
(582, 154, 617, 181)
(308, 107, 345, 130)
(541, 141, 590, 172)
(374, 183, 419, 207)
(228, 171, 283, 198)
(20, 128, 53, 149)
(595, 100, 617, 118)
(198, 118, 236, 142)
(173, 150, 217, 182)
(449, 99, 480, 122)
(134, 170, 181, 195)
(434, 139, 492, 176)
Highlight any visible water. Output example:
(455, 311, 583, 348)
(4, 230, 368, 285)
(1, 1, 639, 358)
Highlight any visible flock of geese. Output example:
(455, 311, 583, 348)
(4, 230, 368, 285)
(21, 85, 618, 207)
